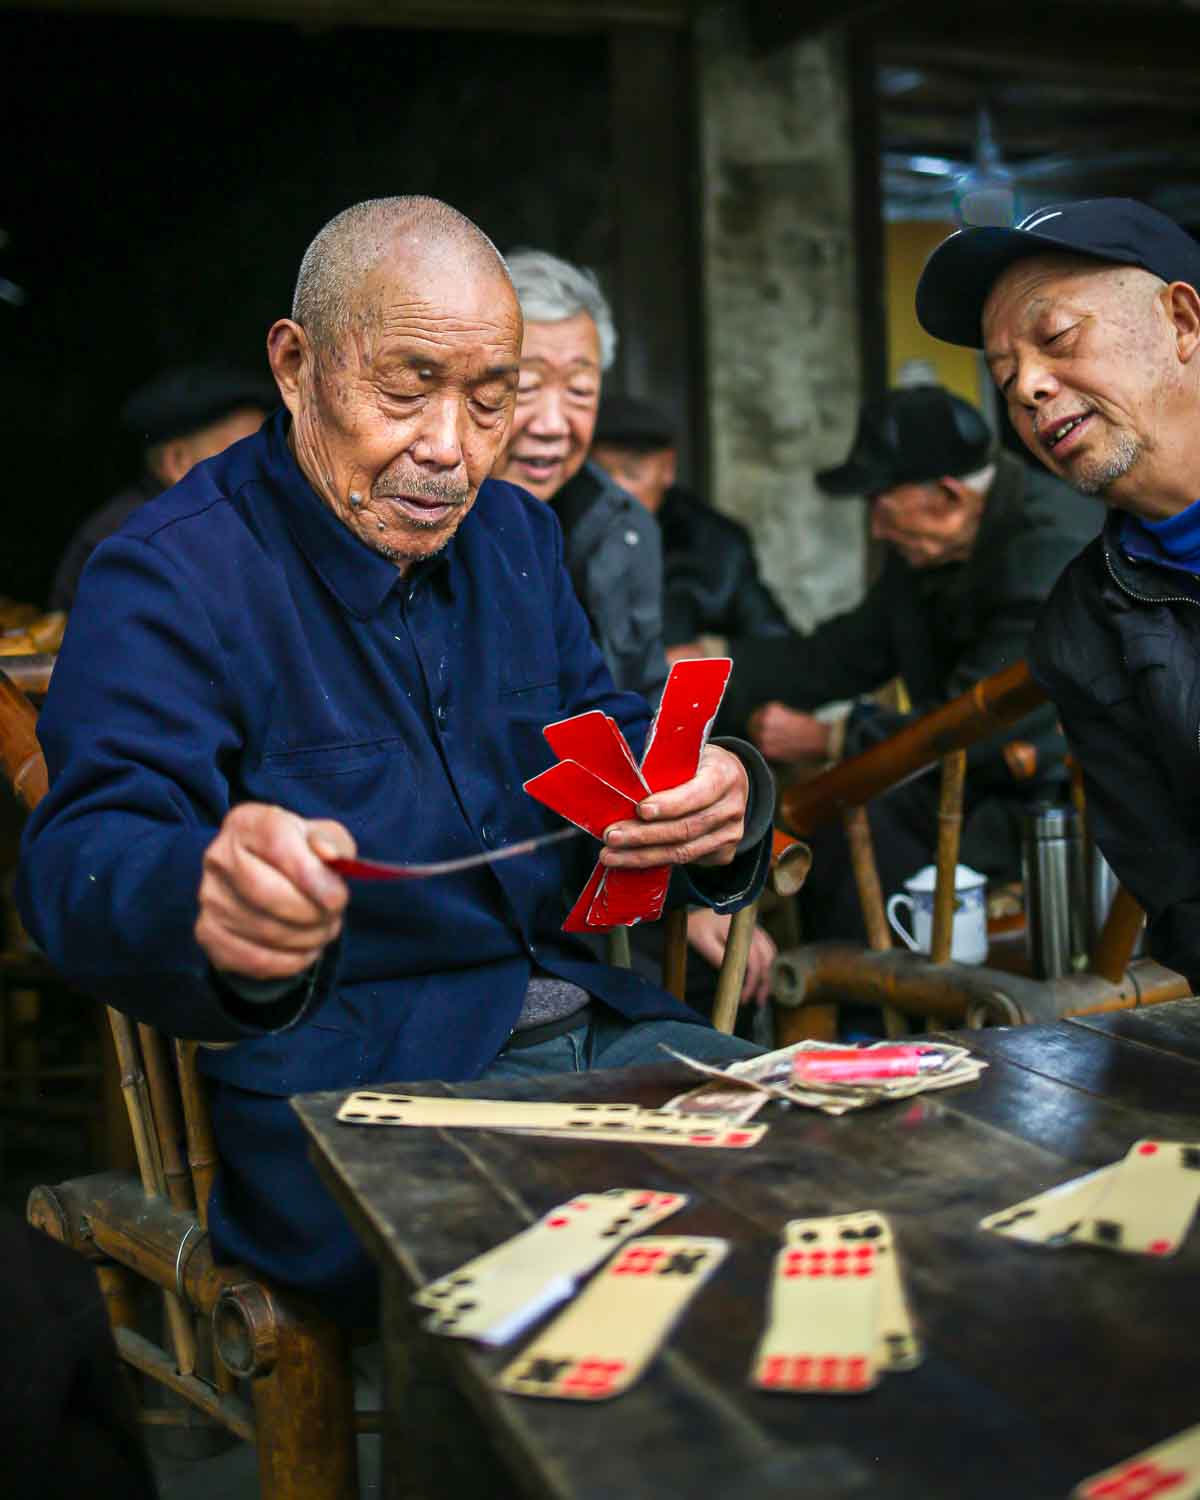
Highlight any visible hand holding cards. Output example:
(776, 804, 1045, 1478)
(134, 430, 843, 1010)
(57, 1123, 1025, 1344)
(523, 658, 732, 930)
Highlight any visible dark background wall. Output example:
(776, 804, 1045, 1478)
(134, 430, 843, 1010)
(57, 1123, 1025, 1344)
(0, 10, 616, 605)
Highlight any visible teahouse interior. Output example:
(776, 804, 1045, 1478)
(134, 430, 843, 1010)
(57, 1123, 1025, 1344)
(2, 2, 1199, 1497)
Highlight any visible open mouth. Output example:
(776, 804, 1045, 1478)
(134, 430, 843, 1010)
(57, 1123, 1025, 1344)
(1043, 412, 1092, 455)
(510, 454, 564, 484)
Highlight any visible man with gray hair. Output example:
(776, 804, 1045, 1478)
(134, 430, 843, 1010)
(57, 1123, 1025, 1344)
(494, 248, 667, 703)
(18, 197, 770, 1316)
(495, 248, 779, 1012)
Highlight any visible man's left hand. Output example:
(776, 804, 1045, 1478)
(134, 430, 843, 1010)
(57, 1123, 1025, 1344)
(599, 743, 748, 869)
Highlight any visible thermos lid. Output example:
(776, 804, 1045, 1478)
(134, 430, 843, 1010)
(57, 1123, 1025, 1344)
(1021, 803, 1078, 837)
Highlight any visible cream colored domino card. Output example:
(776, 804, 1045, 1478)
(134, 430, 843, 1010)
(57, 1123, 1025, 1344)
(980, 1165, 1115, 1246)
(505, 1118, 766, 1149)
(806, 1212, 921, 1373)
(1074, 1139, 1200, 1256)
(753, 1217, 879, 1394)
(336, 1092, 641, 1130)
(1072, 1421, 1200, 1499)
(414, 1190, 689, 1346)
(497, 1236, 728, 1401)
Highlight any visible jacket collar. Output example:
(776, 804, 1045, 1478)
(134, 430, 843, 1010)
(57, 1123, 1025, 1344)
(260, 410, 449, 619)
(1099, 507, 1200, 604)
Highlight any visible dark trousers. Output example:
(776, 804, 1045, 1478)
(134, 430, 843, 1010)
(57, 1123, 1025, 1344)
(1, 1210, 158, 1499)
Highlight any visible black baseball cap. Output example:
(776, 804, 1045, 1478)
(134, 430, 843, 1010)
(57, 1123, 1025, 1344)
(593, 393, 675, 450)
(121, 363, 276, 447)
(816, 386, 994, 498)
(916, 197, 1200, 349)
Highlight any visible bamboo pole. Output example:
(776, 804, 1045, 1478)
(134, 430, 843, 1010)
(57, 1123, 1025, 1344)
(661, 907, 689, 1000)
(175, 1041, 220, 1231)
(1089, 885, 1146, 985)
(783, 660, 1045, 837)
(711, 903, 758, 1035)
(929, 750, 967, 965)
(842, 806, 905, 1038)
(106, 1009, 197, 1376)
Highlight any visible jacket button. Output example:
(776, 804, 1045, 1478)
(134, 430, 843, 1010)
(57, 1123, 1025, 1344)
(624, 529, 640, 547)
(481, 823, 495, 846)
(436, 703, 448, 728)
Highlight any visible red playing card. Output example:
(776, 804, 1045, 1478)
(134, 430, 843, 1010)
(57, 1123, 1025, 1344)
(587, 866, 671, 927)
(639, 658, 732, 794)
(563, 860, 607, 932)
(543, 711, 649, 803)
(523, 761, 639, 840)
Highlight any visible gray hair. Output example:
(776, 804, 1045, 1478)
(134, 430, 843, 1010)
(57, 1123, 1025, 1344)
(505, 248, 617, 370)
(292, 196, 507, 354)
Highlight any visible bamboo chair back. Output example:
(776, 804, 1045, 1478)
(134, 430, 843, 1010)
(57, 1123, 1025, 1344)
(774, 660, 1184, 1036)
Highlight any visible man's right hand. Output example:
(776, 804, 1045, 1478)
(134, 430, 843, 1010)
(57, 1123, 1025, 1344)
(195, 803, 356, 982)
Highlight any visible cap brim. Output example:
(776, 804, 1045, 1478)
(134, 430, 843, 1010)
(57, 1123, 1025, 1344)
(815, 456, 892, 498)
(915, 226, 1087, 349)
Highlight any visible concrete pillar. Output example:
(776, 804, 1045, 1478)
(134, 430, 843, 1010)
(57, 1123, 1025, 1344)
(695, 4, 865, 629)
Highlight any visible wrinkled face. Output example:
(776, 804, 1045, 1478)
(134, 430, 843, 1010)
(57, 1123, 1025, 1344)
(590, 443, 676, 514)
(493, 313, 602, 501)
(270, 252, 521, 570)
(870, 481, 983, 569)
(983, 256, 1174, 504)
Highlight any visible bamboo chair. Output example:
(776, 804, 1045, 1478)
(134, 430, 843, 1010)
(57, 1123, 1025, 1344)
(1, 668, 369, 1500)
(773, 660, 1190, 1039)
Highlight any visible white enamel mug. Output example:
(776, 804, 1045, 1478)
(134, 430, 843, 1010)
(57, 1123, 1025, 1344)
(885, 863, 988, 965)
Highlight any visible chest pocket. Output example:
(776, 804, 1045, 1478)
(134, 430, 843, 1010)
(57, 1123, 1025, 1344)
(501, 622, 561, 714)
(252, 739, 414, 822)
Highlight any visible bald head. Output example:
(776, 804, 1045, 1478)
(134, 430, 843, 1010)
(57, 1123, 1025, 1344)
(292, 196, 511, 358)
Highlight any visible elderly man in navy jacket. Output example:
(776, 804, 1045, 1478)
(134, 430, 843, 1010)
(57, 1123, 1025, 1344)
(17, 197, 770, 1321)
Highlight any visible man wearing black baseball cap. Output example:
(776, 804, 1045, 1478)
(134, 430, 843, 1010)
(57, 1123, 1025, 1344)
(49, 364, 274, 610)
(916, 197, 1200, 987)
(725, 383, 1097, 944)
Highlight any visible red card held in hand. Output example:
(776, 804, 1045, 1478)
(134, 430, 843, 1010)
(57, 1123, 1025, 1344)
(527, 658, 732, 932)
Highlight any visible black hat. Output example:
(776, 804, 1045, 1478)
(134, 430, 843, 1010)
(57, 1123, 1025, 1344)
(593, 393, 675, 450)
(817, 386, 994, 498)
(916, 198, 1200, 349)
(120, 363, 276, 447)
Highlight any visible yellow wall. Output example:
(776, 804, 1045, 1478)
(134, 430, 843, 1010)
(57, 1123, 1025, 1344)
(886, 220, 982, 406)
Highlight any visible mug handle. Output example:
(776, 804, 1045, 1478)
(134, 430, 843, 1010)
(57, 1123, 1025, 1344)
(885, 892, 921, 952)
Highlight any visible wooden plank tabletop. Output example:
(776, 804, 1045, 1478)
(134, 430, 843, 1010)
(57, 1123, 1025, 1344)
(294, 999, 1200, 1500)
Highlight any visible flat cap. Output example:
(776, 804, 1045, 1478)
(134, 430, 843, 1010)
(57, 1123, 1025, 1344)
(817, 386, 994, 498)
(121, 363, 276, 446)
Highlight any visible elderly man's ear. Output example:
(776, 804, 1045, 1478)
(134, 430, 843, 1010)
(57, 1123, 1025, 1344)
(266, 319, 309, 414)
(1165, 281, 1200, 364)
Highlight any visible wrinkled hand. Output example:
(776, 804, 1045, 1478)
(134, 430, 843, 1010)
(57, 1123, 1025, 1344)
(686, 907, 777, 1008)
(195, 803, 356, 981)
(747, 701, 831, 763)
(599, 743, 747, 869)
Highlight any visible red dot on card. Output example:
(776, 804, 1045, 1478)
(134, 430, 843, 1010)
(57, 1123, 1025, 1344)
(728, 1132, 751, 1145)
(810, 1265, 826, 1277)
(832, 1265, 848, 1277)
(855, 1246, 873, 1258)
(1149, 1239, 1173, 1255)
(1138, 1143, 1159, 1156)
(547, 1217, 569, 1228)
(854, 1264, 872, 1276)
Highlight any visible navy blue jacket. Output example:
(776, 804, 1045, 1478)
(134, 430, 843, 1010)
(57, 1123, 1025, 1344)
(18, 412, 767, 1098)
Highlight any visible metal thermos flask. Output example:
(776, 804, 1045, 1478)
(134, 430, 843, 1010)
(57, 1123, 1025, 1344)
(1021, 804, 1088, 979)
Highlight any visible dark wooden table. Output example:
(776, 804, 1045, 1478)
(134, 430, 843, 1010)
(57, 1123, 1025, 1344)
(294, 1000, 1200, 1500)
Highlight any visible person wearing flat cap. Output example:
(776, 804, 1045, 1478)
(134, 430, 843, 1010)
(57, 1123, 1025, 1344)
(724, 382, 1098, 945)
(916, 197, 1200, 988)
(590, 393, 792, 676)
(49, 364, 274, 610)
